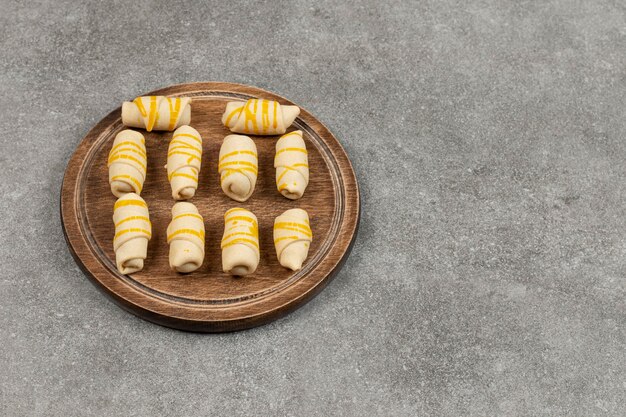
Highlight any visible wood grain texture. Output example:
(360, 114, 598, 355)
(61, 82, 360, 332)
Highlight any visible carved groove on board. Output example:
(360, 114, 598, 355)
(75, 93, 345, 305)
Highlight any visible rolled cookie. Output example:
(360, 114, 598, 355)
(221, 99, 299, 135)
(166, 125, 202, 200)
(274, 130, 309, 200)
(218, 135, 258, 202)
(273, 208, 312, 271)
(108, 129, 146, 197)
(166, 202, 205, 273)
(113, 193, 151, 274)
(122, 96, 191, 132)
(221, 208, 259, 276)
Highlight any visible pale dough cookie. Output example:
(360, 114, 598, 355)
(218, 135, 258, 202)
(113, 193, 151, 275)
(221, 98, 299, 135)
(275, 130, 309, 200)
(122, 96, 191, 132)
(166, 125, 202, 200)
(273, 208, 312, 271)
(166, 202, 205, 273)
(107, 129, 146, 197)
(221, 208, 259, 276)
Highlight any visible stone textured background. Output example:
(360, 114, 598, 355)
(1, 0, 625, 415)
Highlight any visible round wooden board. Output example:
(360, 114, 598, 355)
(61, 82, 360, 332)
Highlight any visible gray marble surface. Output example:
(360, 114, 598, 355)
(1, 0, 625, 415)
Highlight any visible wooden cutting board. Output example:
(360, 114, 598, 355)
(61, 82, 360, 332)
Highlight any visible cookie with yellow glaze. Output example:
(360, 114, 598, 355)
(273, 209, 312, 271)
(221, 208, 259, 276)
(275, 130, 309, 200)
(112, 193, 151, 275)
(166, 202, 205, 273)
(122, 96, 191, 132)
(218, 135, 258, 202)
(222, 99, 299, 135)
(107, 129, 146, 197)
(166, 125, 202, 200)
